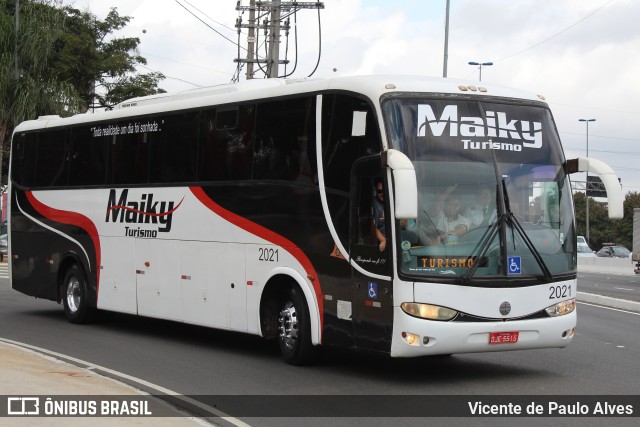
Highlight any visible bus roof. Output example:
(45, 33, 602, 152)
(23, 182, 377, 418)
(13, 75, 548, 133)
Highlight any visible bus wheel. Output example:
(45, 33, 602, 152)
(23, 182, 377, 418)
(62, 264, 94, 324)
(278, 287, 316, 365)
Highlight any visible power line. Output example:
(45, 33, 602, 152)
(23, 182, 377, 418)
(235, 1, 324, 80)
(560, 132, 640, 144)
(173, 0, 244, 50)
(137, 64, 204, 88)
(497, 0, 616, 62)
(307, 7, 322, 78)
(550, 101, 640, 117)
(180, 0, 237, 33)
(564, 146, 640, 156)
(142, 51, 233, 75)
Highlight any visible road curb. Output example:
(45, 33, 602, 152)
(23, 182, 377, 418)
(577, 291, 640, 313)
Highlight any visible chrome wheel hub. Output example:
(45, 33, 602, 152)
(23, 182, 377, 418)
(66, 277, 81, 313)
(278, 301, 298, 351)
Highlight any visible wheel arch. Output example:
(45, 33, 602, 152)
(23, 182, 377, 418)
(258, 267, 321, 346)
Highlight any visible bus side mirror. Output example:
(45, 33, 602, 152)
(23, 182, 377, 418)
(565, 157, 624, 219)
(382, 149, 417, 219)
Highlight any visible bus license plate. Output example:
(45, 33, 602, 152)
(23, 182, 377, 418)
(489, 331, 519, 344)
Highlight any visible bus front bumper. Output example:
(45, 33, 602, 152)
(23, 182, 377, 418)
(390, 307, 576, 357)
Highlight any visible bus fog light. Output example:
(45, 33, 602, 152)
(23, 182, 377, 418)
(545, 299, 575, 317)
(401, 302, 457, 321)
(402, 332, 419, 345)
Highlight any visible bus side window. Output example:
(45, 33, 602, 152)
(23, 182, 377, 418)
(108, 126, 149, 185)
(253, 96, 317, 183)
(198, 109, 224, 181)
(149, 112, 198, 184)
(11, 133, 36, 188)
(215, 105, 254, 180)
(35, 130, 68, 187)
(69, 126, 108, 186)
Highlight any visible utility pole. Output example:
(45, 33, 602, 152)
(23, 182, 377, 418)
(443, 0, 449, 78)
(246, 0, 256, 79)
(266, 0, 282, 78)
(235, 1, 324, 79)
(579, 118, 596, 246)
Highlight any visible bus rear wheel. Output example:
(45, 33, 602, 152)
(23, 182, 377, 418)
(278, 287, 316, 365)
(62, 264, 95, 324)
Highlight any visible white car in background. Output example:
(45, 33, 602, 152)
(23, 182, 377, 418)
(577, 235, 596, 258)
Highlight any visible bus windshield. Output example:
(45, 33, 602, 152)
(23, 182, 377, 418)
(383, 96, 576, 283)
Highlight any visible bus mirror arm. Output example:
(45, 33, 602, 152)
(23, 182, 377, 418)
(565, 157, 624, 219)
(383, 149, 418, 220)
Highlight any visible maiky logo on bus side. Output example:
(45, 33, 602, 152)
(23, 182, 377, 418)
(417, 104, 542, 152)
(105, 189, 184, 237)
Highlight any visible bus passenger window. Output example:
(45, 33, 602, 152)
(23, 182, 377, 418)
(200, 105, 255, 181)
(148, 112, 198, 184)
(108, 129, 149, 185)
(222, 105, 254, 180)
(69, 126, 107, 186)
(198, 109, 224, 181)
(11, 133, 36, 188)
(35, 130, 68, 187)
(253, 96, 316, 183)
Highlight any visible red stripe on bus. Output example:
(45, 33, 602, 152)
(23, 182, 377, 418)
(25, 192, 102, 299)
(189, 186, 323, 337)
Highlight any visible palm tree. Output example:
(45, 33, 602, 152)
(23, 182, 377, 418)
(0, 0, 83, 186)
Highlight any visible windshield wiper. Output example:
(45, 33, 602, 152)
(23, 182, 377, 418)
(501, 178, 552, 280)
(462, 153, 553, 282)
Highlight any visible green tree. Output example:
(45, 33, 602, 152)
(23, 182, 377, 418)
(51, 6, 165, 111)
(573, 191, 640, 250)
(573, 191, 610, 250)
(1, 2, 166, 186)
(611, 192, 640, 250)
(1, 0, 83, 186)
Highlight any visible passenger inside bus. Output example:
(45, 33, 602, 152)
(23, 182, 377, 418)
(463, 186, 496, 229)
(419, 184, 470, 245)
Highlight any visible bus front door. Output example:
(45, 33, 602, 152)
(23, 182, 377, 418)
(349, 157, 394, 353)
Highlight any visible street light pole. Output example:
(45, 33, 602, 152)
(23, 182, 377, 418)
(443, 0, 450, 77)
(579, 118, 596, 246)
(468, 61, 492, 81)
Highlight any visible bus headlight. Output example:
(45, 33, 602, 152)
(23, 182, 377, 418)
(545, 298, 575, 317)
(401, 302, 457, 321)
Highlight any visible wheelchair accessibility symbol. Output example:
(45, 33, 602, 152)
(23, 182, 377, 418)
(507, 256, 521, 275)
(368, 282, 378, 300)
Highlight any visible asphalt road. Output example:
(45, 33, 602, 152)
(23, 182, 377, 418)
(577, 271, 640, 303)
(0, 269, 638, 426)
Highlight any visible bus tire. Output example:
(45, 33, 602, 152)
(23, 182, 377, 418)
(61, 264, 95, 324)
(278, 286, 316, 365)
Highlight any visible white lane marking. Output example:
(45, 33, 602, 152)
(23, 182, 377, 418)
(577, 301, 640, 316)
(0, 337, 250, 427)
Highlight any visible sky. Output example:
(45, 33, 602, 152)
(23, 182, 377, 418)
(64, 0, 640, 193)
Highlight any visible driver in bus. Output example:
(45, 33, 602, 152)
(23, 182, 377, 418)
(421, 184, 470, 244)
(373, 179, 387, 251)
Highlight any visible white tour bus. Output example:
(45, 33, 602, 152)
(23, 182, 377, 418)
(8, 75, 623, 364)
